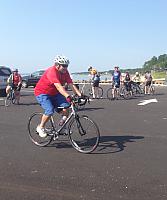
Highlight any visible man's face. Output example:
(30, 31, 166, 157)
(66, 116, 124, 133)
(57, 64, 68, 74)
(13, 71, 18, 75)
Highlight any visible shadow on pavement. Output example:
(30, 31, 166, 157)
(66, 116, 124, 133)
(19, 102, 39, 106)
(79, 107, 104, 111)
(95, 135, 144, 154)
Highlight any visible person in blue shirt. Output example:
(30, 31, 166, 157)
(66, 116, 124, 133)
(112, 66, 121, 98)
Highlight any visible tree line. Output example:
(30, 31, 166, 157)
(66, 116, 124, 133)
(72, 54, 167, 75)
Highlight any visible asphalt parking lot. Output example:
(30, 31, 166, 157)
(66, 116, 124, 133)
(0, 86, 167, 200)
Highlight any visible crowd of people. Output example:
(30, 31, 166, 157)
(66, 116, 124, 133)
(87, 65, 153, 98)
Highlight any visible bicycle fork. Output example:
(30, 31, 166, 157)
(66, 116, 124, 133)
(75, 115, 86, 136)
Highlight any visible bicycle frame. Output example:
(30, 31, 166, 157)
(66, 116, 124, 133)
(50, 103, 77, 140)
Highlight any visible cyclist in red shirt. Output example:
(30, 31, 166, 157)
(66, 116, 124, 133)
(6, 68, 22, 104)
(34, 55, 82, 138)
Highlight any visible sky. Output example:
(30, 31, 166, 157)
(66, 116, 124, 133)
(0, 0, 167, 73)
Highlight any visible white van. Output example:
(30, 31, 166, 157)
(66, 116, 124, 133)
(0, 66, 12, 94)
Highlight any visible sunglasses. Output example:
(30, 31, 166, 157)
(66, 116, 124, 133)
(61, 64, 68, 68)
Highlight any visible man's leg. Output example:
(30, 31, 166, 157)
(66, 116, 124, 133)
(92, 86, 96, 98)
(36, 94, 54, 137)
(39, 114, 51, 128)
(6, 85, 11, 95)
(53, 93, 70, 126)
(15, 91, 20, 104)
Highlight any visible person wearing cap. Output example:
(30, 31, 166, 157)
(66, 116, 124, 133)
(6, 68, 22, 104)
(133, 72, 141, 85)
(34, 55, 82, 138)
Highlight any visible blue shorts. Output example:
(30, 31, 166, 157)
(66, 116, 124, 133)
(113, 81, 120, 88)
(36, 93, 70, 116)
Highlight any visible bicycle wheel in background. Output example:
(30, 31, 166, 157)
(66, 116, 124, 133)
(106, 88, 114, 100)
(68, 115, 100, 153)
(85, 88, 93, 97)
(119, 86, 132, 100)
(28, 113, 53, 147)
(150, 85, 155, 95)
(97, 87, 103, 98)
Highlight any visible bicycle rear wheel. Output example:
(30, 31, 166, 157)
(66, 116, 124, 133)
(68, 115, 100, 153)
(28, 113, 53, 147)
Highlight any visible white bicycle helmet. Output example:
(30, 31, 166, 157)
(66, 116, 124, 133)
(13, 68, 18, 72)
(54, 55, 70, 65)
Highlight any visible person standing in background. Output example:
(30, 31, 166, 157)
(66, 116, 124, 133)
(88, 66, 100, 98)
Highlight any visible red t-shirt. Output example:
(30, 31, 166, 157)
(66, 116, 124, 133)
(34, 66, 73, 96)
(13, 73, 22, 85)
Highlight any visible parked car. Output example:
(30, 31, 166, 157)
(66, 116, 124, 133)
(0, 66, 12, 96)
(22, 70, 45, 88)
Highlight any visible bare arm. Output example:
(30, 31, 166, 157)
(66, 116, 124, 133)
(69, 83, 81, 96)
(18, 75, 22, 85)
(54, 83, 70, 98)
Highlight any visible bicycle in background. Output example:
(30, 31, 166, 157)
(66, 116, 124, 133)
(5, 88, 16, 106)
(80, 82, 103, 99)
(28, 96, 100, 154)
(131, 81, 144, 97)
(145, 83, 155, 95)
(107, 82, 132, 100)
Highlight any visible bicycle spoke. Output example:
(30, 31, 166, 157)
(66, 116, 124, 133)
(28, 113, 53, 147)
(68, 115, 100, 153)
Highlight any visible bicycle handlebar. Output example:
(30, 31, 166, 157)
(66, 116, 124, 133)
(71, 95, 90, 106)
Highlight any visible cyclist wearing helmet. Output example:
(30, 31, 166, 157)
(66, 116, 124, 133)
(34, 55, 82, 138)
(133, 72, 141, 85)
(88, 66, 100, 98)
(6, 68, 22, 104)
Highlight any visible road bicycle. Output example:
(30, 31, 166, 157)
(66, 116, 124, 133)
(107, 84, 132, 100)
(144, 83, 155, 95)
(5, 88, 16, 106)
(28, 96, 100, 153)
(131, 82, 144, 97)
(80, 82, 103, 98)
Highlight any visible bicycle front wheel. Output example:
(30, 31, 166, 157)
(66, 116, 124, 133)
(12, 92, 16, 104)
(150, 85, 155, 95)
(120, 87, 132, 100)
(5, 94, 12, 107)
(68, 115, 100, 153)
(28, 113, 53, 147)
(107, 88, 114, 100)
(97, 87, 103, 98)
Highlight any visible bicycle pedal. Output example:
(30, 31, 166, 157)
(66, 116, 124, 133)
(53, 135, 59, 140)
